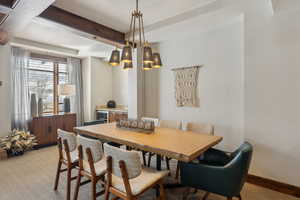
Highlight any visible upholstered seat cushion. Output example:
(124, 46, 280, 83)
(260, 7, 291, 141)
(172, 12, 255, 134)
(83, 158, 107, 176)
(63, 150, 78, 163)
(110, 167, 168, 195)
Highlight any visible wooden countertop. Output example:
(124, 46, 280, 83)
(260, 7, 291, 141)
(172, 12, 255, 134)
(96, 105, 128, 112)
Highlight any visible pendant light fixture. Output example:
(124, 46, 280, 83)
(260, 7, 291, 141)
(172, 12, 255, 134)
(109, 48, 120, 66)
(123, 62, 133, 70)
(109, 0, 162, 70)
(152, 53, 162, 68)
(143, 62, 152, 71)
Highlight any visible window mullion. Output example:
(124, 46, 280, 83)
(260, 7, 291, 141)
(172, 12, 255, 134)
(53, 62, 59, 114)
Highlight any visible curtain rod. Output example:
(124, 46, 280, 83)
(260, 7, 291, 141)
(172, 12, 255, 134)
(171, 65, 202, 71)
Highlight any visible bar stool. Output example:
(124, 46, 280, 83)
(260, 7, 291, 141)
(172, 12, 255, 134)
(73, 135, 107, 200)
(54, 129, 78, 200)
(103, 143, 168, 200)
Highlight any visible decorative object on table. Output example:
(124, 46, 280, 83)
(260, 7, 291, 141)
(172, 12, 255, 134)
(38, 98, 43, 116)
(58, 84, 76, 113)
(0, 148, 7, 160)
(116, 119, 155, 133)
(30, 93, 38, 117)
(108, 0, 162, 70)
(0, 130, 37, 156)
(107, 100, 116, 108)
(172, 66, 200, 107)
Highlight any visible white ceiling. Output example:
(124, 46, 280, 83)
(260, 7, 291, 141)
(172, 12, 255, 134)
(53, 0, 215, 32)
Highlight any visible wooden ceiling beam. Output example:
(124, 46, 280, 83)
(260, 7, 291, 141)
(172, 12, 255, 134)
(39, 6, 126, 45)
(0, 0, 19, 9)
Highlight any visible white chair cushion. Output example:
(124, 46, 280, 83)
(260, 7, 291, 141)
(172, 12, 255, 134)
(57, 129, 77, 152)
(77, 135, 103, 163)
(83, 157, 107, 176)
(63, 150, 78, 163)
(104, 143, 142, 179)
(110, 167, 168, 195)
(159, 120, 181, 129)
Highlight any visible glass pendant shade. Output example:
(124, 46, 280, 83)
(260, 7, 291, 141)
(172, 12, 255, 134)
(143, 62, 152, 71)
(152, 53, 162, 68)
(123, 62, 133, 70)
(109, 49, 120, 66)
(143, 46, 153, 64)
(121, 45, 133, 63)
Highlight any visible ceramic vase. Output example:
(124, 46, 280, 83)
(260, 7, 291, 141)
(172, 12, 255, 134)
(38, 98, 43, 116)
(30, 94, 37, 118)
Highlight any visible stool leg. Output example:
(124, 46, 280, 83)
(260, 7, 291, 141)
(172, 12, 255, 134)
(159, 182, 166, 200)
(91, 178, 97, 200)
(54, 160, 62, 190)
(66, 167, 72, 200)
(73, 171, 81, 200)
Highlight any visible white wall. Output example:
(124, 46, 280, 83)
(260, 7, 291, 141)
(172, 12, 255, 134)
(82, 57, 92, 122)
(144, 0, 300, 187)
(112, 67, 128, 107)
(0, 44, 11, 137)
(156, 18, 244, 150)
(82, 56, 112, 122)
(82, 57, 128, 121)
(242, 0, 300, 186)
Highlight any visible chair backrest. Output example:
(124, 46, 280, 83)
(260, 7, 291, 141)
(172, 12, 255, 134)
(141, 117, 160, 127)
(228, 142, 253, 194)
(77, 135, 103, 163)
(183, 122, 214, 135)
(57, 129, 77, 152)
(104, 143, 142, 179)
(159, 120, 181, 129)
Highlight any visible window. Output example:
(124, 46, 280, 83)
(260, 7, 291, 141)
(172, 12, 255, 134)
(27, 54, 68, 114)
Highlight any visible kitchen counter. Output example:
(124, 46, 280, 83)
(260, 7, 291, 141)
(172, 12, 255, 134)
(96, 105, 128, 113)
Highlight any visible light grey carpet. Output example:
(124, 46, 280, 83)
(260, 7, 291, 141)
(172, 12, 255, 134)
(0, 146, 298, 200)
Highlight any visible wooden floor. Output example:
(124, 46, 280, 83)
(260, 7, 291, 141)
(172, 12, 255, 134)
(0, 146, 298, 200)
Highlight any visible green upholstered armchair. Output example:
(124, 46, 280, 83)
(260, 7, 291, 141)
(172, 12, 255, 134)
(180, 142, 253, 200)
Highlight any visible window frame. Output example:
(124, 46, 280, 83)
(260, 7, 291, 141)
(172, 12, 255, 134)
(29, 53, 68, 114)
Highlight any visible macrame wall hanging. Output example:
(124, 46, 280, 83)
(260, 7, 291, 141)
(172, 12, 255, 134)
(172, 66, 200, 107)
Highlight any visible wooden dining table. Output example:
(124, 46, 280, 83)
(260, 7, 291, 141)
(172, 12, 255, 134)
(74, 122, 223, 171)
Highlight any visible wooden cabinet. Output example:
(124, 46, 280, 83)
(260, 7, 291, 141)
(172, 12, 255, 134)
(30, 113, 76, 147)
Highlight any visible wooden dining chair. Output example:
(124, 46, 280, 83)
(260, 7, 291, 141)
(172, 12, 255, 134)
(175, 122, 215, 179)
(103, 143, 168, 200)
(73, 135, 107, 200)
(54, 129, 78, 200)
(147, 120, 182, 172)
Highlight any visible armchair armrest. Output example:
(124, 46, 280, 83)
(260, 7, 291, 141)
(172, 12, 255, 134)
(180, 153, 245, 197)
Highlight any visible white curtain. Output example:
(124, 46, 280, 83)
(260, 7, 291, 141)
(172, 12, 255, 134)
(11, 47, 30, 130)
(67, 57, 84, 126)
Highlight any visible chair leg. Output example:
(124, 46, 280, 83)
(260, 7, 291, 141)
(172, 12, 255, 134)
(202, 192, 209, 200)
(66, 167, 72, 200)
(91, 179, 97, 200)
(165, 159, 171, 176)
(159, 182, 165, 200)
(147, 153, 153, 167)
(73, 172, 82, 200)
(175, 162, 180, 179)
(142, 151, 147, 166)
(237, 194, 242, 200)
(104, 186, 110, 200)
(54, 160, 62, 190)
